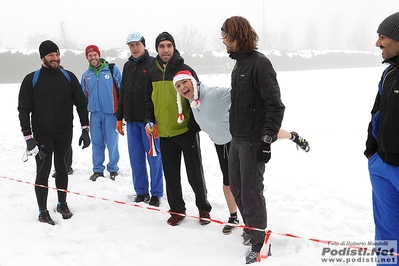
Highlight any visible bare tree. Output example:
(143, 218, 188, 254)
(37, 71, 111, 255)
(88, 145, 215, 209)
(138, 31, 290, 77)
(24, 21, 80, 50)
(176, 25, 207, 54)
(327, 12, 343, 50)
(57, 21, 78, 49)
(263, 30, 293, 51)
(25, 33, 51, 49)
(302, 22, 322, 50)
(347, 18, 374, 51)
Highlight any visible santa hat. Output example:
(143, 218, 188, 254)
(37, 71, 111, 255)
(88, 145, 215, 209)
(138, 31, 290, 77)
(173, 70, 200, 123)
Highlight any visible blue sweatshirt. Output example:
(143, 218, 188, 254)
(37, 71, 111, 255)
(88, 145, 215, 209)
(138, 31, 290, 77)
(81, 59, 121, 114)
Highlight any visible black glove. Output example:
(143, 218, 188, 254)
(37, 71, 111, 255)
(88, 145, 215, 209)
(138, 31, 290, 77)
(257, 142, 271, 163)
(26, 138, 38, 151)
(78, 128, 91, 149)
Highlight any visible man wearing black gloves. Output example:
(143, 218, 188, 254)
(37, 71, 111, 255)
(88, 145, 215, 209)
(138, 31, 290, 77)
(18, 40, 90, 225)
(221, 17, 285, 264)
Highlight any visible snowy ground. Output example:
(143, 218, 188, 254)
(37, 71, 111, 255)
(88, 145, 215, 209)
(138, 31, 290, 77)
(0, 65, 386, 266)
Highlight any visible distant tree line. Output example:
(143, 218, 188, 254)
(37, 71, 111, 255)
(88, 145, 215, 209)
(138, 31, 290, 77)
(1, 21, 383, 84)
(0, 49, 383, 84)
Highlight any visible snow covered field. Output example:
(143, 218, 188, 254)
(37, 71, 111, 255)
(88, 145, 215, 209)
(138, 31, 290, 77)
(0, 65, 386, 265)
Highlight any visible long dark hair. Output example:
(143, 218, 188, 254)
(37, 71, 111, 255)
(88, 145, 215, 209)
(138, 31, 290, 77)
(221, 16, 259, 52)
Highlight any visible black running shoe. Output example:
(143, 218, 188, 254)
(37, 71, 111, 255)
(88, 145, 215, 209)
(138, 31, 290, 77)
(222, 216, 239, 235)
(110, 172, 118, 181)
(134, 194, 150, 203)
(56, 202, 73, 219)
(245, 251, 260, 264)
(89, 172, 104, 181)
(149, 196, 160, 207)
(38, 209, 55, 225)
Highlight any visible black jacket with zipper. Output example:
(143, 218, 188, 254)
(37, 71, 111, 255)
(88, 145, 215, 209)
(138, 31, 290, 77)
(18, 66, 89, 136)
(116, 50, 154, 122)
(229, 51, 285, 140)
(365, 56, 399, 165)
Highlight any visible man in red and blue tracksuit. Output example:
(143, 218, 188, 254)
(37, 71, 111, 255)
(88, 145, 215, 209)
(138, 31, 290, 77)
(81, 45, 121, 181)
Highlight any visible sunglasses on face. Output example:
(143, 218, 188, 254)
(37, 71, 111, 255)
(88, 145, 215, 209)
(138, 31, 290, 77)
(221, 28, 228, 39)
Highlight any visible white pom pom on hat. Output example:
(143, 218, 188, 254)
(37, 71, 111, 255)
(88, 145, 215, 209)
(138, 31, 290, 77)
(172, 70, 200, 124)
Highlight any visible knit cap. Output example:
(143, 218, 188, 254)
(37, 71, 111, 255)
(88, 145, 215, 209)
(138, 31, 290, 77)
(173, 70, 200, 124)
(155, 32, 175, 50)
(85, 45, 101, 57)
(377, 12, 399, 42)
(39, 40, 59, 58)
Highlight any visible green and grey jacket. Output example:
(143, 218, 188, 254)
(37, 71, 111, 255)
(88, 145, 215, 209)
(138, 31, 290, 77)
(145, 49, 200, 137)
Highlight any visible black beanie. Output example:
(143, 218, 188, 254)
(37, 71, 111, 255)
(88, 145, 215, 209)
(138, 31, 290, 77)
(39, 40, 59, 58)
(377, 12, 399, 42)
(155, 32, 175, 50)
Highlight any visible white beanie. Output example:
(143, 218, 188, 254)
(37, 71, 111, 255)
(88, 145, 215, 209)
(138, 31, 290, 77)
(172, 70, 200, 124)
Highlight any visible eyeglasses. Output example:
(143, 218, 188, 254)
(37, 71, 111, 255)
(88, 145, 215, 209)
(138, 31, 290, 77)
(221, 28, 227, 38)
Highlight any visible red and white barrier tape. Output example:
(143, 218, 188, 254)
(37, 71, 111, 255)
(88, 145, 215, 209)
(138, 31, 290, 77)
(2, 175, 397, 260)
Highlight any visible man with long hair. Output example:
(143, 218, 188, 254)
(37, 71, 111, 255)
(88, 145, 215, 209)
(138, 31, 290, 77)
(221, 16, 285, 264)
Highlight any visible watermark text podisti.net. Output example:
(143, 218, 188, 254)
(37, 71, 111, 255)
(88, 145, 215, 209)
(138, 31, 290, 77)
(320, 240, 397, 264)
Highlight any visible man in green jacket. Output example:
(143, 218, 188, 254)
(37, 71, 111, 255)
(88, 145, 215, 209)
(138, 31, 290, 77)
(145, 32, 212, 226)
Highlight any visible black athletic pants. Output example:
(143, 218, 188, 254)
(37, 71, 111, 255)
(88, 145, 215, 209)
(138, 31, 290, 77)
(160, 130, 211, 214)
(34, 130, 73, 211)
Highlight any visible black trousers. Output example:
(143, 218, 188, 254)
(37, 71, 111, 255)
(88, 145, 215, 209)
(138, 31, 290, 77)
(228, 138, 266, 252)
(65, 147, 73, 170)
(54, 147, 72, 170)
(160, 130, 211, 214)
(34, 130, 73, 211)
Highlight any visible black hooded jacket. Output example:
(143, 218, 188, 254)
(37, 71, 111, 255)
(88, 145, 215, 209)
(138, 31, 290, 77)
(365, 56, 399, 165)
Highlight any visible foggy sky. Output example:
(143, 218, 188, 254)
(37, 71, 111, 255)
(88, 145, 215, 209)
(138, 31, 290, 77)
(2, 0, 398, 51)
